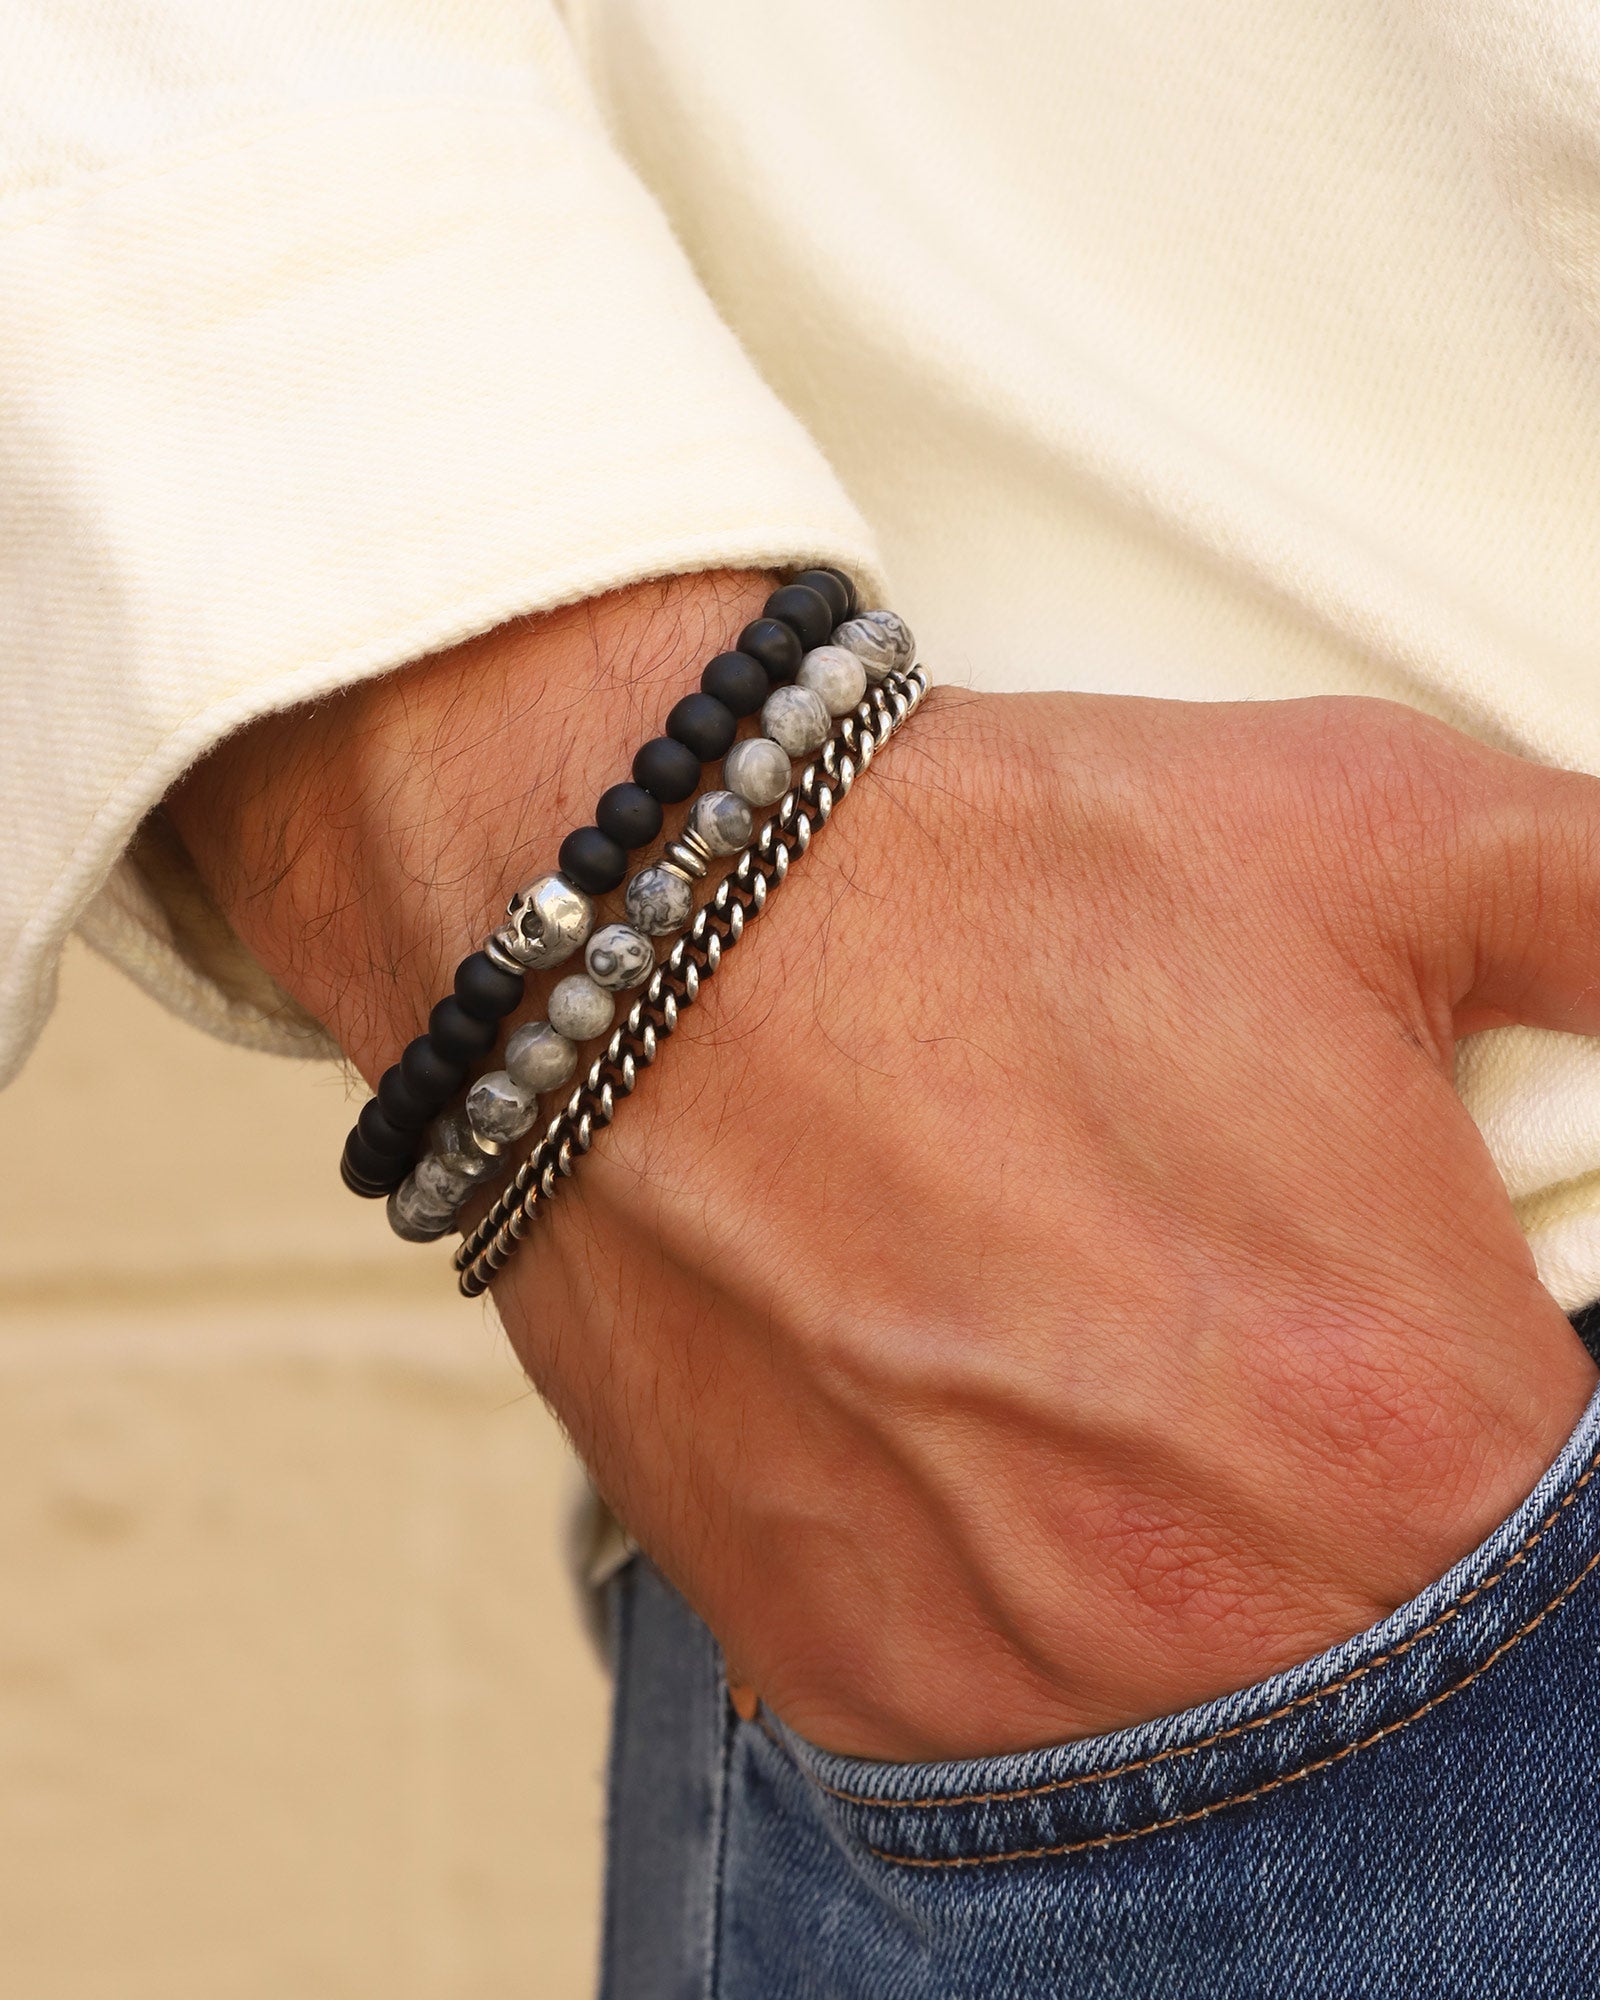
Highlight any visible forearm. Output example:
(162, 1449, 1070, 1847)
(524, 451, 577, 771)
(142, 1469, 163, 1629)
(166, 570, 775, 1086)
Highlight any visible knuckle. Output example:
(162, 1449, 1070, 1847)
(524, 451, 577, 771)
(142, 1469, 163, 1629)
(1509, 770, 1600, 933)
(1305, 699, 1474, 864)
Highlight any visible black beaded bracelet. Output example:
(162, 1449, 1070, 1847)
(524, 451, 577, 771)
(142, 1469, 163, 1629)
(339, 567, 870, 1209)
(399, 608, 921, 1249)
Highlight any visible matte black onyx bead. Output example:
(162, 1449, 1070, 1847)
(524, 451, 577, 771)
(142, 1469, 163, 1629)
(341, 1149, 391, 1199)
(791, 568, 851, 623)
(559, 824, 628, 894)
(343, 1131, 404, 1195)
(700, 650, 768, 718)
(666, 692, 738, 761)
(377, 1063, 433, 1133)
(821, 566, 857, 618)
(428, 996, 498, 1063)
(356, 1099, 415, 1163)
(595, 781, 664, 850)
(632, 735, 702, 803)
(737, 617, 803, 685)
(453, 950, 525, 1022)
(764, 583, 833, 652)
(399, 1034, 466, 1107)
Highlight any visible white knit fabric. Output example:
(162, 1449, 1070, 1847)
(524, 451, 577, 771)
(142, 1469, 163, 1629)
(6, 0, 1600, 1303)
(0, 2, 879, 1078)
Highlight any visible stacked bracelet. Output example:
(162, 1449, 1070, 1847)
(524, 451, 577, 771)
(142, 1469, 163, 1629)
(338, 568, 918, 1244)
(453, 662, 929, 1296)
(392, 607, 918, 1246)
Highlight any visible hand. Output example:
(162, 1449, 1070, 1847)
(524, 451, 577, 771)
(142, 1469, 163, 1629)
(169, 579, 1600, 1761)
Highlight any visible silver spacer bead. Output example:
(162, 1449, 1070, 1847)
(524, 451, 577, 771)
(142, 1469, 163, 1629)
(661, 826, 713, 882)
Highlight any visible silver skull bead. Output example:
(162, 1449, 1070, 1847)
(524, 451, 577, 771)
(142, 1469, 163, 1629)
(495, 872, 594, 970)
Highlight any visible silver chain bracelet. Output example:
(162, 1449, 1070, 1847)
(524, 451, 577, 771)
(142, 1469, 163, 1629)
(454, 662, 930, 1297)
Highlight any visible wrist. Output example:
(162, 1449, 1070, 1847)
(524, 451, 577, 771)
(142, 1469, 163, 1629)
(166, 569, 776, 1084)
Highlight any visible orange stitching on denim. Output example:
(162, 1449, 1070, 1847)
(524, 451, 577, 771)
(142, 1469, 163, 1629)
(818, 1447, 1600, 1815)
(862, 1539, 1600, 1868)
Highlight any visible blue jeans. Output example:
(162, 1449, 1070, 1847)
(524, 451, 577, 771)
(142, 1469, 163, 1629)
(601, 1375, 1600, 1998)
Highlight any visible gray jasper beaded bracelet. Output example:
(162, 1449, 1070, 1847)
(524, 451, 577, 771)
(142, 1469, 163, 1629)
(337, 569, 917, 1247)
(453, 661, 929, 1297)
(387, 618, 916, 1245)
(339, 564, 868, 1201)
(379, 600, 913, 1242)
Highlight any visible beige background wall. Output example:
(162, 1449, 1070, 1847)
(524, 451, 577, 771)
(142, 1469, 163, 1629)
(0, 944, 608, 1999)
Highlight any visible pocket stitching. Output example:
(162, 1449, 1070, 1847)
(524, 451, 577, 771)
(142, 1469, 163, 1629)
(860, 1537, 1600, 1868)
(816, 1445, 1600, 1815)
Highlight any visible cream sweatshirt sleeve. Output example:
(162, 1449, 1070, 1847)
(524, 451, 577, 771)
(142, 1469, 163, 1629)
(0, 0, 879, 1085)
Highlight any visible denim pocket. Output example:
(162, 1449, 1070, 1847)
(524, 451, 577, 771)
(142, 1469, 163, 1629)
(776, 1383, 1600, 1873)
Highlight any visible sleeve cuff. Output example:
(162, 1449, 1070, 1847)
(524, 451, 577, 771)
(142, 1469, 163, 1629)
(0, 88, 881, 1082)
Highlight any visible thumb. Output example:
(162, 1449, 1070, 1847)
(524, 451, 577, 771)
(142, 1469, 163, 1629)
(1443, 749, 1600, 1041)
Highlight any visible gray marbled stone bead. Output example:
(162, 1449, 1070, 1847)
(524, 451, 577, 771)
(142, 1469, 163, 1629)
(466, 1069, 539, 1145)
(797, 645, 868, 717)
(548, 972, 615, 1042)
(505, 1019, 579, 1095)
(686, 788, 754, 857)
(388, 1175, 456, 1242)
(585, 923, 655, 992)
(413, 1149, 484, 1212)
(625, 863, 695, 936)
(831, 609, 915, 683)
(498, 872, 594, 970)
(760, 683, 831, 757)
(723, 736, 791, 808)
(426, 1107, 502, 1182)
